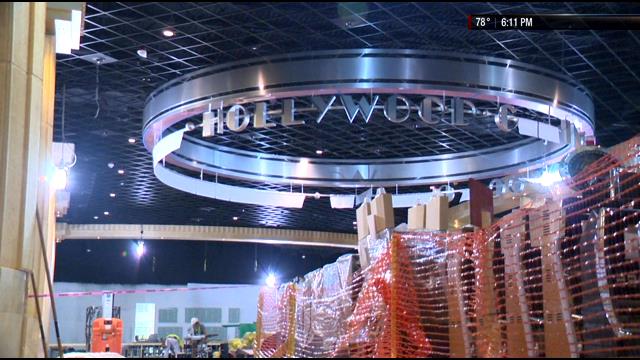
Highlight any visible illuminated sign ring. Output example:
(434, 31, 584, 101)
(143, 49, 595, 207)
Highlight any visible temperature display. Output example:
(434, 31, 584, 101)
(469, 14, 640, 30)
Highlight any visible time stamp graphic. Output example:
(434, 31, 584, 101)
(468, 14, 640, 30)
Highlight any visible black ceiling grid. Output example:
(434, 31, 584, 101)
(52, 2, 640, 234)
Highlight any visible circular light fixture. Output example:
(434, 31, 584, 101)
(301, 255, 306, 259)
(233, 216, 239, 221)
(108, 162, 115, 169)
(93, 216, 99, 220)
(162, 29, 175, 37)
(128, 138, 136, 144)
(109, 193, 116, 198)
(143, 49, 595, 208)
(103, 211, 110, 216)
(117, 169, 125, 175)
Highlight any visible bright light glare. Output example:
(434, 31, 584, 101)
(538, 169, 562, 187)
(526, 169, 563, 187)
(136, 241, 145, 258)
(265, 273, 277, 288)
(53, 168, 68, 190)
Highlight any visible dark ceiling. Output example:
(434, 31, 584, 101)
(54, 239, 356, 285)
(54, 2, 640, 233)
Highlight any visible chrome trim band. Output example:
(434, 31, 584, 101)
(143, 49, 594, 188)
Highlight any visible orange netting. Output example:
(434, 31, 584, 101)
(255, 135, 640, 358)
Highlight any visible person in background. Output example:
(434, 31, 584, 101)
(163, 333, 183, 358)
(188, 317, 207, 356)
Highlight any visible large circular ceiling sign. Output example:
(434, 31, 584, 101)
(143, 49, 595, 208)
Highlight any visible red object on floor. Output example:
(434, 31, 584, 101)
(91, 318, 123, 354)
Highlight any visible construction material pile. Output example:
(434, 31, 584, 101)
(255, 136, 640, 358)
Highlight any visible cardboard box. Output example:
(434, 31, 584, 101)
(408, 204, 426, 230)
(356, 201, 371, 240)
(425, 195, 449, 231)
(371, 192, 394, 232)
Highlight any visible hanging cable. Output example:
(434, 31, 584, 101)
(61, 83, 66, 168)
(93, 60, 102, 119)
(60, 83, 77, 168)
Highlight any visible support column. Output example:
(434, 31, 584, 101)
(0, 2, 64, 357)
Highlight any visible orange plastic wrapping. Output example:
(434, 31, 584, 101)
(255, 135, 640, 358)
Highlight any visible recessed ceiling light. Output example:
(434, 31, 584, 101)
(128, 138, 136, 144)
(94, 216, 99, 220)
(301, 254, 306, 259)
(352, 221, 357, 225)
(103, 211, 110, 216)
(162, 29, 175, 37)
(136, 48, 147, 58)
(233, 216, 239, 221)
(108, 162, 115, 169)
(109, 193, 116, 198)
(315, 150, 323, 155)
(252, 46, 257, 50)
(117, 169, 125, 175)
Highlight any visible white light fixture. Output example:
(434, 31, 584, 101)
(118, 169, 125, 175)
(136, 241, 145, 258)
(93, 216, 99, 220)
(109, 193, 116, 198)
(265, 273, 277, 288)
(233, 216, 239, 221)
(108, 162, 115, 169)
(315, 150, 323, 155)
(136, 48, 147, 59)
(52, 167, 69, 191)
(103, 211, 110, 216)
(128, 138, 136, 144)
(54, 9, 83, 54)
(162, 29, 175, 37)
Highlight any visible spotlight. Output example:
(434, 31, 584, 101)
(136, 241, 145, 258)
(103, 211, 110, 216)
(109, 193, 116, 198)
(136, 48, 147, 59)
(265, 273, 277, 288)
(52, 167, 68, 190)
(315, 150, 323, 155)
(108, 162, 115, 169)
(118, 169, 125, 175)
(93, 216, 99, 220)
(233, 216, 239, 221)
(128, 138, 136, 144)
(162, 29, 175, 37)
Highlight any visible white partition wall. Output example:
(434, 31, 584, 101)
(50, 282, 261, 344)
